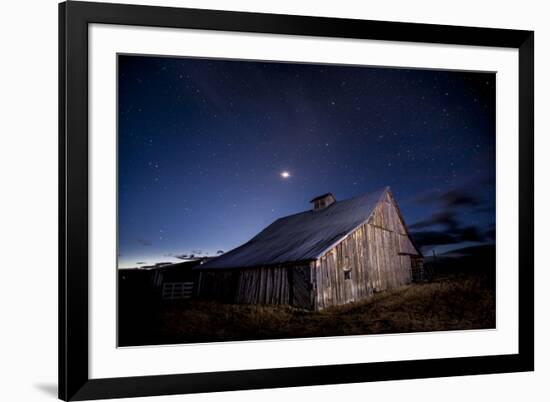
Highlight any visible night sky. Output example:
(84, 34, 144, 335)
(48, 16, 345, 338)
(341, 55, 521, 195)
(118, 55, 496, 269)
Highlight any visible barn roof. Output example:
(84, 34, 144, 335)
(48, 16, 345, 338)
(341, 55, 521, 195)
(197, 187, 389, 270)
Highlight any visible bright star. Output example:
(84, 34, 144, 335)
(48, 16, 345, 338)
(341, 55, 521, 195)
(280, 171, 291, 179)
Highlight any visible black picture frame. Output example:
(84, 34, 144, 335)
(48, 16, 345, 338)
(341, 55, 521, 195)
(59, 1, 534, 400)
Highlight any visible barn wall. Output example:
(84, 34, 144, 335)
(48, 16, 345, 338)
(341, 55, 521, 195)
(235, 266, 290, 305)
(197, 264, 312, 308)
(287, 265, 313, 309)
(196, 270, 239, 302)
(313, 194, 417, 310)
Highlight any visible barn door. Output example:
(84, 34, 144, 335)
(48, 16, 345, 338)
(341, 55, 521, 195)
(343, 274, 355, 303)
(288, 266, 312, 309)
(410, 256, 425, 282)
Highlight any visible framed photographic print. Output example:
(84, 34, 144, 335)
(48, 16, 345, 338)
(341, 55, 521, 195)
(59, 1, 534, 400)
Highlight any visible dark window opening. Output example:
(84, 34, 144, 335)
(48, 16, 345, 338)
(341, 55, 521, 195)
(343, 256, 352, 280)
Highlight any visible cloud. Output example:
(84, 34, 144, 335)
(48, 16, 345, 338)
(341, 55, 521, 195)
(415, 189, 481, 209)
(458, 226, 485, 242)
(409, 204, 487, 249)
(410, 231, 456, 247)
(409, 183, 493, 250)
(409, 210, 459, 231)
(474, 206, 495, 215)
(440, 190, 481, 208)
(410, 226, 485, 249)
(166, 250, 204, 259)
(410, 189, 488, 248)
(137, 238, 152, 246)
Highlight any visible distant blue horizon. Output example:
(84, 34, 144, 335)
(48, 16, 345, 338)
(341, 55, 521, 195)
(118, 56, 496, 269)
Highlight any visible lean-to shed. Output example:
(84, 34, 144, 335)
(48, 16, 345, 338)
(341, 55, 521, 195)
(196, 187, 423, 310)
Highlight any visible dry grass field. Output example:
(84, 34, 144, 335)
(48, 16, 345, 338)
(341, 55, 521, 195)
(156, 272, 494, 344)
(119, 263, 495, 347)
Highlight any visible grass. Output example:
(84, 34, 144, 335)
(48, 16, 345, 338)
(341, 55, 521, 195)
(119, 270, 495, 346)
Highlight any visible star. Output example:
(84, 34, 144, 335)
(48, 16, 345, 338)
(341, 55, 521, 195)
(280, 171, 291, 179)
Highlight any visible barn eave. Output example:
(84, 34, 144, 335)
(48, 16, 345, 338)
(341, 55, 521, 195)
(193, 258, 316, 271)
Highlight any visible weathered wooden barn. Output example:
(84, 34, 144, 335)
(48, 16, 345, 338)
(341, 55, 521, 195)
(196, 187, 423, 310)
